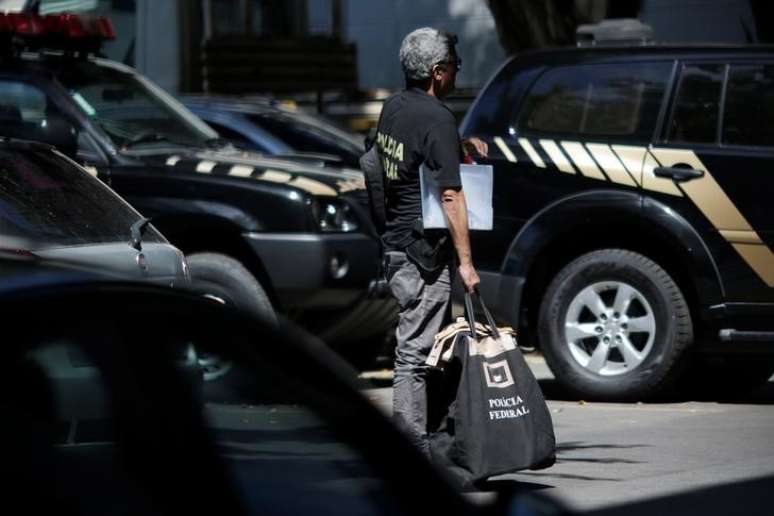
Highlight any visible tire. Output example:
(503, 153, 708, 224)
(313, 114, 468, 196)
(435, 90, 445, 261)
(186, 252, 276, 384)
(538, 249, 693, 401)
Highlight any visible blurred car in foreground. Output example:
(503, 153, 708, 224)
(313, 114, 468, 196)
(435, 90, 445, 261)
(0, 254, 498, 516)
(4, 254, 774, 516)
(182, 95, 364, 169)
(0, 138, 188, 285)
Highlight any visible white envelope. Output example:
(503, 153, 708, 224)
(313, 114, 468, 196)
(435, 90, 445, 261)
(420, 163, 493, 230)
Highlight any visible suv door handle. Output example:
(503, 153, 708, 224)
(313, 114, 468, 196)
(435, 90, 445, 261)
(653, 166, 704, 182)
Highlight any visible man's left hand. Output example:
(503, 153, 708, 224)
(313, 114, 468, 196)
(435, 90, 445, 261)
(462, 137, 488, 159)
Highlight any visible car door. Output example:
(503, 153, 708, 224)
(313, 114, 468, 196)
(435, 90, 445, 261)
(651, 59, 774, 303)
(471, 60, 674, 271)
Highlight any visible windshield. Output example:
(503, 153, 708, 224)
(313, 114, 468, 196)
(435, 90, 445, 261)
(248, 111, 363, 164)
(57, 61, 218, 150)
(0, 146, 163, 248)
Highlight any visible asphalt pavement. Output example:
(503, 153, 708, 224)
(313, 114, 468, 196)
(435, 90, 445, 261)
(358, 355, 774, 512)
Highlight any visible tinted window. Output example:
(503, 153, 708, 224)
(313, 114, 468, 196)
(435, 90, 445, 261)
(0, 80, 73, 145)
(205, 120, 260, 149)
(248, 112, 363, 165)
(722, 64, 774, 147)
(13, 303, 407, 516)
(667, 64, 724, 144)
(519, 62, 671, 140)
(57, 62, 217, 150)
(0, 147, 162, 247)
(0, 81, 47, 124)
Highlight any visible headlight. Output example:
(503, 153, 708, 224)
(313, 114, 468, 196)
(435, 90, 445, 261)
(314, 199, 359, 232)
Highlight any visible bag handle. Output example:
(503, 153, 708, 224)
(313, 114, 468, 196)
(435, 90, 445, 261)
(463, 290, 501, 341)
(463, 291, 478, 340)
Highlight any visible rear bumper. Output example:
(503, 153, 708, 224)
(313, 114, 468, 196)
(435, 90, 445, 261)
(243, 232, 380, 309)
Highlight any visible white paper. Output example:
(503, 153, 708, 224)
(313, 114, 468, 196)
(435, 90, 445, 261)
(420, 163, 493, 230)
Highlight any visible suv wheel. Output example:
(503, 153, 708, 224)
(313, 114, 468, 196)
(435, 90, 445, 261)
(187, 252, 277, 383)
(538, 249, 692, 400)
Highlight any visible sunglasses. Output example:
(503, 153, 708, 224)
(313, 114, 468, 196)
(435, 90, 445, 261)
(436, 58, 462, 72)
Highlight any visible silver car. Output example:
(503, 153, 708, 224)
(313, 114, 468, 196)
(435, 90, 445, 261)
(0, 138, 188, 285)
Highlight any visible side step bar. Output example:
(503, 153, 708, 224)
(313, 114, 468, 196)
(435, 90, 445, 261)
(719, 329, 774, 342)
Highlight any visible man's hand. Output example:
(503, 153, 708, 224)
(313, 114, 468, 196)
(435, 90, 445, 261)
(462, 137, 488, 159)
(458, 262, 480, 294)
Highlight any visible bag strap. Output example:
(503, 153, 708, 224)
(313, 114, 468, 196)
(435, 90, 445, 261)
(463, 292, 478, 341)
(464, 290, 501, 341)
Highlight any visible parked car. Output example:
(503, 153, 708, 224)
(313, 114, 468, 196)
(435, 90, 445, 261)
(460, 33, 774, 399)
(182, 95, 364, 169)
(0, 138, 188, 285)
(0, 11, 394, 364)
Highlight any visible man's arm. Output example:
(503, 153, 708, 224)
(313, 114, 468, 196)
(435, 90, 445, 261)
(441, 186, 480, 293)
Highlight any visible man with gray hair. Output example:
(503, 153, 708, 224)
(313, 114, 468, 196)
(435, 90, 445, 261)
(375, 27, 487, 457)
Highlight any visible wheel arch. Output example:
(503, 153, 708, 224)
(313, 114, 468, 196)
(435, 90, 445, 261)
(497, 190, 724, 348)
(151, 213, 279, 307)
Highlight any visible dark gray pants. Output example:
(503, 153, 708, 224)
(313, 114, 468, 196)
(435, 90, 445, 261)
(386, 251, 451, 456)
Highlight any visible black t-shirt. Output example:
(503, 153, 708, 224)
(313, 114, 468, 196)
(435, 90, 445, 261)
(376, 88, 462, 251)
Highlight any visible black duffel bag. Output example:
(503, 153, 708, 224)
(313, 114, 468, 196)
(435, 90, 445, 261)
(427, 292, 556, 488)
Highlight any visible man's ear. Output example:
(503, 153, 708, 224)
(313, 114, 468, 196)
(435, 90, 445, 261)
(432, 64, 444, 80)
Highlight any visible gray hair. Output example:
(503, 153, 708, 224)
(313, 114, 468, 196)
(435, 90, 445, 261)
(399, 27, 457, 81)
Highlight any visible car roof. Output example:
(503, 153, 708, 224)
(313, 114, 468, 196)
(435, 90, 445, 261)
(510, 43, 774, 67)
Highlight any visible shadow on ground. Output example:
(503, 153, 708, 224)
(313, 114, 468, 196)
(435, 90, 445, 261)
(536, 378, 774, 405)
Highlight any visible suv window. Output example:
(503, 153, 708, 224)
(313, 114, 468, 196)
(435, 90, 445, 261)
(518, 62, 672, 140)
(667, 64, 724, 144)
(722, 64, 774, 147)
(0, 81, 47, 124)
(0, 147, 163, 247)
(247, 112, 363, 161)
(204, 120, 259, 149)
(57, 62, 218, 150)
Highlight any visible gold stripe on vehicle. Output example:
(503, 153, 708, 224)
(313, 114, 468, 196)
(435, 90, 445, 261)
(611, 145, 646, 186)
(289, 176, 338, 197)
(586, 143, 637, 187)
(641, 151, 683, 197)
(518, 138, 545, 168)
(560, 141, 606, 180)
(650, 148, 774, 287)
(539, 139, 575, 174)
(229, 165, 254, 177)
(650, 148, 748, 226)
(731, 244, 774, 287)
(259, 170, 293, 183)
(196, 160, 217, 174)
(493, 136, 517, 163)
(719, 230, 763, 245)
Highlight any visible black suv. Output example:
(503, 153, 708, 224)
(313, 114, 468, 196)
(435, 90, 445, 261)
(461, 44, 774, 399)
(0, 12, 393, 357)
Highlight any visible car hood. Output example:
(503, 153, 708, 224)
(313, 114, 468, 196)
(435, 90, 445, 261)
(139, 147, 366, 198)
(30, 242, 188, 287)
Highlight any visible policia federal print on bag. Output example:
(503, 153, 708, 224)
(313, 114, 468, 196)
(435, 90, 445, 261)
(426, 292, 556, 486)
